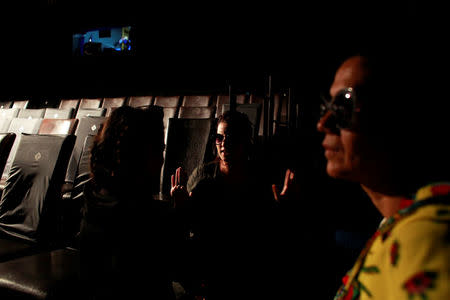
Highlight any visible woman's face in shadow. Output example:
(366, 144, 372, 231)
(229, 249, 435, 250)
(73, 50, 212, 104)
(216, 121, 247, 165)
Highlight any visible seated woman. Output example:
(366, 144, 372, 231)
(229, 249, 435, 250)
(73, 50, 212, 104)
(78, 106, 179, 300)
(171, 110, 279, 299)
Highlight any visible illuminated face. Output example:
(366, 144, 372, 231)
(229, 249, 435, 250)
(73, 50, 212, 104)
(317, 56, 371, 182)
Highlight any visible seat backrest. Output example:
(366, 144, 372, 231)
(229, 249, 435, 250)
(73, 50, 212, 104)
(17, 108, 46, 119)
(0, 109, 19, 133)
(0, 108, 20, 119)
(127, 95, 153, 108)
(178, 106, 215, 119)
(67, 135, 95, 238)
(59, 99, 80, 110)
(161, 107, 178, 144)
(7, 118, 43, 135)
(12, 100, 29, 109)
(248, 94, 265, 136)
(215, 94, 248, 117)
(38, 119, 79, 135)
(65, 116, 106, 184)
(0, 101, 12, 109)
(101, 97, 126, 108)
(70, 134, 95, 201)
(0, 133, 16, 179)
(181, 95, 212, 107)
(75, 135, 95, 182)
(0, 119, 13, 133)
(79, 98, 103, 109)
(160, 118, 215, 196)
(102, 97, 126, 117)
(44, 108, 75, 119)
(75, 108, 106, 119)
(0, 134, 75, 243)
(154, 96, 181, 107)
(104, 107, 118, 117)
(1, 118, 43, 187)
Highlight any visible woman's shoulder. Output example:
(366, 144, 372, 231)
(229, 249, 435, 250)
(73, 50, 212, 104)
(187, 160, 219, 192)
(192, 160, 219, 177)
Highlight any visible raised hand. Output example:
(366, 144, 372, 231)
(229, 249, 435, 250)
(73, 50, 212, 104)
(171, 167, 190, 208)
(272, 169, 297, 203)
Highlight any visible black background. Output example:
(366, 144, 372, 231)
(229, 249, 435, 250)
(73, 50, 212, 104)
(1, 0, 424, 101)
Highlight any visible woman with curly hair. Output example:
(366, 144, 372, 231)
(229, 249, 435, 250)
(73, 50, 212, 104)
(79, 105, 179, 300)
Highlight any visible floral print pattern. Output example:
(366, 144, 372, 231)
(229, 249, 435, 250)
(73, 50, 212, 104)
(334, 182, 450, 300)
(403, 271, 437, 300)
(390, 240, 399, 266)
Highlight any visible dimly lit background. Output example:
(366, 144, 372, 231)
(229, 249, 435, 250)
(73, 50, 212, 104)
(1, 0, 424, 104)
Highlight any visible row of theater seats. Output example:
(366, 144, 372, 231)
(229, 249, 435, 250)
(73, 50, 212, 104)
(0, 91, 290, 197)
(0, 121, 220, 299)
(0, 92, 290, 298)
(1, 92, 290, 136)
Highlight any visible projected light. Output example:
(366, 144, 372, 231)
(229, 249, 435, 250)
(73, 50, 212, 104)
(72, 26, 134, 56)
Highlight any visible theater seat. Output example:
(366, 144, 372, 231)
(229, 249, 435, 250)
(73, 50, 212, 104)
(0, 133, 15, 180)
(0, 101, 12, 109)
(102, 97, 126, 117)
(66, 135, 95, 240)
(1, 118, 43, 189)
(63, 117, 105, 199)
(0, 118, 13, 133)
(161, 107, 178, 144)
(79, 98, 103, 109)
(44, 108, 75, 119)
(38, 119, 79, 135)
(181, 95, 212, 107)
(0, 247, 82, 300)
(178, 106, 215, 119)
(75, 108, 106, 118)
(161, 118, 215, 197)
(73, 135, 94, 187)
(58, 99, 80, 111)
(0, 108, 20, 119)
(215, 94, 248, 117)
(154, 96, 181, 107)
(0, 134, 75, 261)
(127, 95, 153, 108)
(102, 97, 126, 108)
(12, 100, 29, 109)
(17, 108, 46, 119)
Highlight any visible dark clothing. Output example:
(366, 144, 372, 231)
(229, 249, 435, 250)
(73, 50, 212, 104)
(182, 160, 280, 299)
(79, 179, 179, 300)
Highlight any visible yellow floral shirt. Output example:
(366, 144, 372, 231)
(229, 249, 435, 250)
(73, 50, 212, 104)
(335, 183, 450, 300)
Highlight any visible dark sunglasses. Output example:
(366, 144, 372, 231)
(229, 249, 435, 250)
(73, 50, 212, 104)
(319, 87, 361, 129)
(215, 133, 233, 145)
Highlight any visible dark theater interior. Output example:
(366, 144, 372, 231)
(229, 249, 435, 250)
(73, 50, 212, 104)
(0, 1, 447, 299)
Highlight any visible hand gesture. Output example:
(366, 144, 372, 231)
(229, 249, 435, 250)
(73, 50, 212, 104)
(272, 169, 297, 203)
(171, 167, 190, 208)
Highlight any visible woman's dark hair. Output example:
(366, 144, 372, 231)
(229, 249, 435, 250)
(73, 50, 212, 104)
(213, 110, 254, 158)
(90, 105, 164, 193)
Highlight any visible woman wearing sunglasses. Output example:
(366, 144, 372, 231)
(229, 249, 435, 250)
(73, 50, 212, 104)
(171, 110, 280, 299)
(318, 50, 450, 300)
